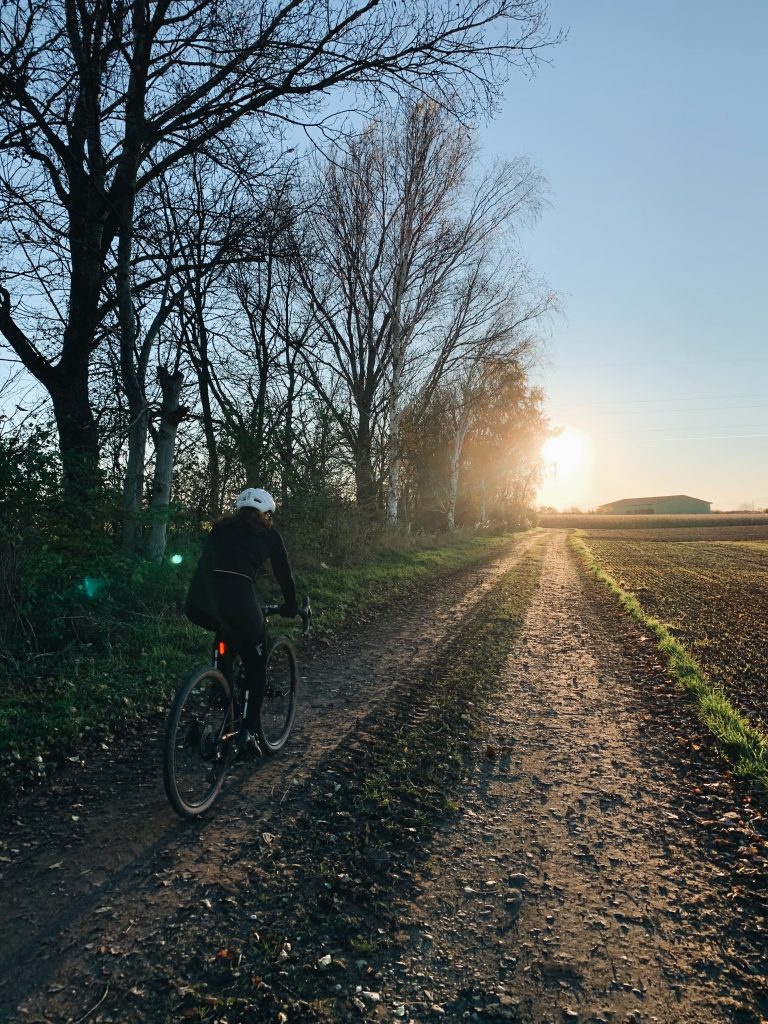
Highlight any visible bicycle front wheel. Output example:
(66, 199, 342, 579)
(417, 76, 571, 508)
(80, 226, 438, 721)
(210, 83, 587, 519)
(163, 667, 235, 818)
(256, 637, 298, 754)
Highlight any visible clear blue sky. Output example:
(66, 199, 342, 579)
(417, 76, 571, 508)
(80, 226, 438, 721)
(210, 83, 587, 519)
(481, 0, 768, 511)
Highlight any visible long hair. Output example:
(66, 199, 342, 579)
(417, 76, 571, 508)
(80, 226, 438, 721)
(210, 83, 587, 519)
(213, 508, 265, 534)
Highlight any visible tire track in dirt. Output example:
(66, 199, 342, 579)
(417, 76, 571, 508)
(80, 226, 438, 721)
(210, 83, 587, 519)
(0, 532, 543, 1022)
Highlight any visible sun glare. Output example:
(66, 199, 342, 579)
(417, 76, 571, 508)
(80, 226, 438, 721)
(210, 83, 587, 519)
(541, 428, 588, 480)
(538, 426, 593, 510)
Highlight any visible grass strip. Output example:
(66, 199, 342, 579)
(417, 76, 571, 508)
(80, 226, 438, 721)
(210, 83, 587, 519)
(571, 531, 768, 791)
(297, 529, 532, 636)
(149, 542, 546, 1023)
(0, 530, 530, 794)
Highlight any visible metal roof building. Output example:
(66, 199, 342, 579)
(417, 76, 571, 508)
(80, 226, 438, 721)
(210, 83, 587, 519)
(597, 494, 712, 515)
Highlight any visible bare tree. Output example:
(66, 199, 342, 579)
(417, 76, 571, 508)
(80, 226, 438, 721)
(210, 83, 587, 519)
(399, 333, 544, 531)
(440, 348, 534, 529)
(226, 253, 323, 502)
(0, 0, 556, 491)
(179, 231, 300, 501)
(460, 360, 546, 523)
(144, 363, 187, 560)
(296, 100, 550, 517)
(174, 247, 349, 521)
(111, 154, 268, 553)
(293, 130, 390, 509)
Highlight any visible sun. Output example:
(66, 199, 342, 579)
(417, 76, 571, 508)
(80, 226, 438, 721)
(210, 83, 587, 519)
(541, 427, 589, 481)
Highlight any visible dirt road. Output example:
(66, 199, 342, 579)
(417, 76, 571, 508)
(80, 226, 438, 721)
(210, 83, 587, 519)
(0, 531, 765, 1023)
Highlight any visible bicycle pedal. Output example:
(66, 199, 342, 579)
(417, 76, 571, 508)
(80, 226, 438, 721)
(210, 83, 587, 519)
(236, 727, 262, 759)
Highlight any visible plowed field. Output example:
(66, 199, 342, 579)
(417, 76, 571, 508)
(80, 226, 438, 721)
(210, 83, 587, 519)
(580, 528, 768, 732)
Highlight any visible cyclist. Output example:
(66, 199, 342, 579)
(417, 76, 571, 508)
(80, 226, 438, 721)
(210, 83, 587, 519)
(185, 487, 298, 754)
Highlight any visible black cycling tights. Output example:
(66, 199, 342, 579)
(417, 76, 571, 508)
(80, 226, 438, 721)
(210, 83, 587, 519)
(188, 575, 266, 731)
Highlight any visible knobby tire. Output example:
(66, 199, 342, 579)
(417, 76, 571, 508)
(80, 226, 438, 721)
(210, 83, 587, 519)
(255, 637, 298, 754)
(163, 666, 234, 818)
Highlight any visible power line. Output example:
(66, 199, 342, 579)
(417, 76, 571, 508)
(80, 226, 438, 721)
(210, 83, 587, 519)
(568, 404, 768, 418)
(554, 357, 768, 370)
(607, 422, 768, 434)
(631, 433, 768, 442)
(553, 393, 768, 408)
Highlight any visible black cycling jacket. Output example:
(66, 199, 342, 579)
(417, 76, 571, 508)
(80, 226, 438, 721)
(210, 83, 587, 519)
(186, 517, 297, 622)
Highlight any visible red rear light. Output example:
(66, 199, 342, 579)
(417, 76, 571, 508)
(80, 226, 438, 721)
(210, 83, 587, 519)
(218, 641, 227, 656)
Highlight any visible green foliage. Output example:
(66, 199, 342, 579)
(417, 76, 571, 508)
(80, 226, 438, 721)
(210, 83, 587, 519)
(0, 426, 203, 655)
(1, 429, 62, 647)
(0, 512, 527, 793)
(0, 427, 60, 534)
(0, 421, 539, 793)
(295, 529, 525, 639)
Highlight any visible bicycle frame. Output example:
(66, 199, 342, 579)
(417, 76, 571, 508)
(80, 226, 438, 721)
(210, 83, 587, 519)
(163, 598, 309, 817)
(210, 638, 244, 739)
(211, 598, 309, 704)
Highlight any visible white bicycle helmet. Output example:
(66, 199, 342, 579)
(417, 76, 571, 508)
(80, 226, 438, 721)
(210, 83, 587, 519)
(235, 487, 276, 513)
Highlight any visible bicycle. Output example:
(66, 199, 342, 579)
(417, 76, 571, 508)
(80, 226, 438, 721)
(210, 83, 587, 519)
(162, 596, 312, 819)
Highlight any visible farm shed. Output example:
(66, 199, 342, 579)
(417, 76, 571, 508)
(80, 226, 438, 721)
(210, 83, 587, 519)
(597, 494, 712, 515)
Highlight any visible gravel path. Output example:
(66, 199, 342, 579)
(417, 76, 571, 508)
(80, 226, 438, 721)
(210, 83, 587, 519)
(0, 530, 764, 1024)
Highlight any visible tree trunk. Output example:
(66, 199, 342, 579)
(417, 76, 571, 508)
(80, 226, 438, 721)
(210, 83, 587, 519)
(384, 174, 412, 525)
(122, 405, 150, 554)
(116, 225, 149, 556)
(385, 356, 404, 523)
(281, 353, 298, 504)
(183, 303, 222, 517)
(48, 367, 102, 494)
(242, 442, 264, 490)
(238, 368, 269, 488)
(386, 454, 400, 523)
(1, 287, 102, 495)
(201, 395, 221, 516)
(353, 414, 378, 511)
(385, 352, 404, 523)
(146, 367, 187, 561)
(194, 348, 221, 516)
(354, 455, 378, 511)
(447, 418, 469, 532)
(385, 387, 402, 523)
(53, 193, 109, 490)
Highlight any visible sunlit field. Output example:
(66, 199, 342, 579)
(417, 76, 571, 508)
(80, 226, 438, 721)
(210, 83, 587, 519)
(540, 512, 768, 537)
(577, 523, 768, 733)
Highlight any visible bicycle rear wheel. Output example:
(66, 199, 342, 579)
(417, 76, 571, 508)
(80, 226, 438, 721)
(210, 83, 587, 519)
(256, 637, 298, 754)
(163, 667, 235, 818)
